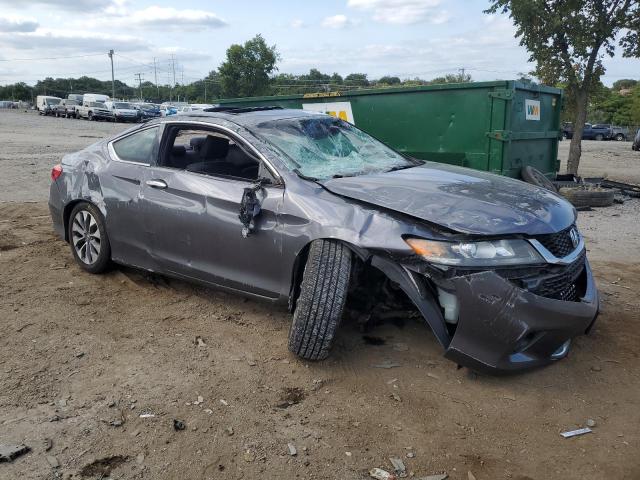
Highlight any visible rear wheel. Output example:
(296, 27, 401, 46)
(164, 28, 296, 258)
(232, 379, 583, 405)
(68, 203, 111, 274)
(288, 240, 352, 361)
(615, 133, 625, 141)
(595, 134, 604, 141)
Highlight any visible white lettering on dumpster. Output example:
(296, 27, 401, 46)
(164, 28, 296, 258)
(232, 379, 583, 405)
(302, 101, 355, 124)
(525, 99, 540, 121)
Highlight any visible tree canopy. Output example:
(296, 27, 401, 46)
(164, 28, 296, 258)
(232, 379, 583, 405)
(486, 0, 640, 174)
(218, 34, 279, 98)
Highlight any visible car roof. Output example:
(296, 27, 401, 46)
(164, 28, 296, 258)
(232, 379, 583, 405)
(174, 108, 324, 126)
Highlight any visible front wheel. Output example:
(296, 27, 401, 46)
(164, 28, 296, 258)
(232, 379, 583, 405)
(615, 134, 625, 141)
(88, 112, 93, 121)
(595, 134, 604, 141)
(68, 203, 111, 274)
(288, 240, 352, 361)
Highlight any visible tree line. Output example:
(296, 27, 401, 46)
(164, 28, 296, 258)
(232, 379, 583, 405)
(0, 34, 472, 104)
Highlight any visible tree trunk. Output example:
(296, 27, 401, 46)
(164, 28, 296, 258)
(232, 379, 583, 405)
(566, 88, 589, 175)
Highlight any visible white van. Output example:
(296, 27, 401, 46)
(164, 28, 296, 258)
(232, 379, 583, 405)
(36, 95, 61, 115)
(104, 101, 140, 123)
(83, 93, 110, 104)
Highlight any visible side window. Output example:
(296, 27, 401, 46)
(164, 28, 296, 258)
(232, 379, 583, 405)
(112, 127, 159, 164)
(160, 126, 263, 181)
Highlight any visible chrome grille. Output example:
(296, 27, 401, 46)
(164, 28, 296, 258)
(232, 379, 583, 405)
(534, 225, 577, 258)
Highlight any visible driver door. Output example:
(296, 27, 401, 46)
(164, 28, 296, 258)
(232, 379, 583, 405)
(139, 123, 285, 299)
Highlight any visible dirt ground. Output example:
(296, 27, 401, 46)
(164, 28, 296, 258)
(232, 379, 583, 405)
(1, 110, 639, 480)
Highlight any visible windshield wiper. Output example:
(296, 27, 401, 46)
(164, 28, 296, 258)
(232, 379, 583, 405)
(387, 164, 417, 172)
(293, 169, 320, 182)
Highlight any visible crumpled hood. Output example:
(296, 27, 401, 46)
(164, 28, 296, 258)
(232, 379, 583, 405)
(321, 162, 575, 236)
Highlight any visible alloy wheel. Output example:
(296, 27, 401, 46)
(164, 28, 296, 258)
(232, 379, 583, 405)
(71, 210, 101, 265)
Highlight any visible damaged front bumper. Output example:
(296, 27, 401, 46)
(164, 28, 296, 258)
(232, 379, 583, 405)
(372, 253, 599, 374)
(442, 259, 598, 373)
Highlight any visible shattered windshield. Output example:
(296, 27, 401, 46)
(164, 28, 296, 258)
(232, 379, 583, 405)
(253, 116, 416, 179)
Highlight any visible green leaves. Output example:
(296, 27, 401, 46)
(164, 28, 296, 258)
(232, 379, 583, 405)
(218, 34, 280, 98)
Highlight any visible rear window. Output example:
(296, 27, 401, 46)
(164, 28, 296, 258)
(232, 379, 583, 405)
(114, 102, 131, 109)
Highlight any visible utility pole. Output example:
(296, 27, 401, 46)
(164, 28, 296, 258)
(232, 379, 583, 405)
(170, 54, 176, 101)
(108, 50, 115, 99)
(134, 73, 144, 101)
(153, 57, 159, 99)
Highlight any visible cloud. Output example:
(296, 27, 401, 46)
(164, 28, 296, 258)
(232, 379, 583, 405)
(290, 19, 305, 28)
(121, 6, 227, 29)
(0, 30, 149, 52)
(0, 0, 117, 10)
(0, 14, 38, 32)
(321, 14, 352, 29)
(347, 0, 445, 25)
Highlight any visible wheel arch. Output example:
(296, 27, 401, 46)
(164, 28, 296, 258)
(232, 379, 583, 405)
(62, 199, 104, 242)
(287, 236, 450, 349)
(287, 237, 368, 313)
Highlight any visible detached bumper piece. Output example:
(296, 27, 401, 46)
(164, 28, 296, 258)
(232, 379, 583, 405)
(444, 258, 598, 373)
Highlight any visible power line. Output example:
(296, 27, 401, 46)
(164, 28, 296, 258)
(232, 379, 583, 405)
(0, 53, 105, 62)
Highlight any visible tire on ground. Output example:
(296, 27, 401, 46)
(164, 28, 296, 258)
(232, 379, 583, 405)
(288, 239, 352, 361)
(67, 202, 112, 274)
(559, 187, 615, 208)
(521, 166, 558, 192)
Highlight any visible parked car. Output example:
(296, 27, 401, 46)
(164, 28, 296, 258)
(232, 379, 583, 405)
(159, 105, 178, 116)
(83, 93, 110, 104)
(36, 95, 61, 115)
(105, 101, 140, 122)
(134, 103, 162, 120)
(562, 122, 612, 140)
(632, 129, 640, 151)
(67, 94, 84, 104)
(592, 124, 629, 141)
(177, 104, 216, 114)
(48, 108, 598, 374)
(54, 99, 79, 118)
(76, 101, 113, 121)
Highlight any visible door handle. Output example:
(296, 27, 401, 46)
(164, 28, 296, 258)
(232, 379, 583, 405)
(146, 179, 167, 189)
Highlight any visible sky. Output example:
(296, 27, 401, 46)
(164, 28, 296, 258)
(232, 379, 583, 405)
(0, 0, 638, 89)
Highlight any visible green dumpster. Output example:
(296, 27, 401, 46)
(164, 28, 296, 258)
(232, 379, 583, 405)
(218, 80, 563, 178)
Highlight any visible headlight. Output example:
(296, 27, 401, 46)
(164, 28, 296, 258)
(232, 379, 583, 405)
(404, 237, 543, 267)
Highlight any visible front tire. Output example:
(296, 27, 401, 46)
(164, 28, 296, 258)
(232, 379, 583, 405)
(68, 203, 111, 274)
(288, 240, 352, 361)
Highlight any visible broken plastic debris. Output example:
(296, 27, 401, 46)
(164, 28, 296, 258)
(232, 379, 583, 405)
(389, 457, 406, 477)
(369, 467, 397, 480)
(0, 444, 30, 462)
(139, 413, 155, 418)
(219, 399, 229, 406)
(287, 443, 297, 456)
(560, 427, 592, 438)
(421, 475, 448, 480)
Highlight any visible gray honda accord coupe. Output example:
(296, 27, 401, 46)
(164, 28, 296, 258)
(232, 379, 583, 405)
(49, 107, 599, 373)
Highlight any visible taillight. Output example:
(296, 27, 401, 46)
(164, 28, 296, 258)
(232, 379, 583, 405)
(51, 164, 63, 181)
